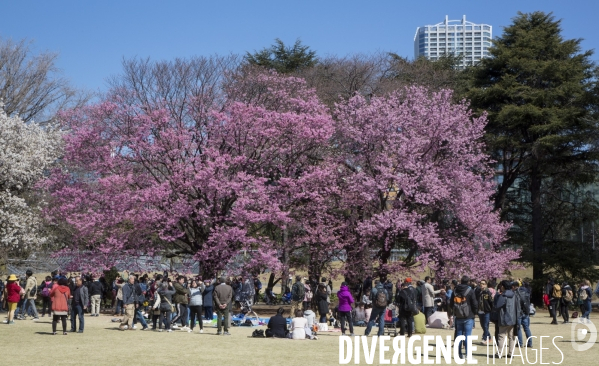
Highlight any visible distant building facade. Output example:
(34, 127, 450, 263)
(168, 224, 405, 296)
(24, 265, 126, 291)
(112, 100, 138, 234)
(414, 15, 492, 68)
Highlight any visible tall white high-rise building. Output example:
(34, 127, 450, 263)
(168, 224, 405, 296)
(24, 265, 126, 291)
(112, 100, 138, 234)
(414, 15, 492, 67)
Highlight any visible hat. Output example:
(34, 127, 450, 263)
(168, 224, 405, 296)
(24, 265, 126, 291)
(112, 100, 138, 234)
(8, 274, 18, 281)
(405, 277, 412, 283)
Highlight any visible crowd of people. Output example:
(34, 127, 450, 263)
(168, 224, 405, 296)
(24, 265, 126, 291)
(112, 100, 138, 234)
(1, 269, 598, 352)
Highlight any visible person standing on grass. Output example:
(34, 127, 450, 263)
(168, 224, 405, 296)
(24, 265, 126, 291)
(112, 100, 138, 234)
(253, 275, 262, 305)
(113, 275, 124, 316)
(213, 276, 233, 336)
(495, 280, 518, 358)
(203, 278, 216, 321)
(131, 276, 149, 331)
(475, 279, 493, 346)
(3, 274, 22, 324)
(546, 278, 560, 325)
(364, 280, 389, 337)
(242, 275, 255, 306)
(580, 279, 593, 323)
(422, 276, 441, 324)
(23, 269, 39, 320)
(337, 282, 355, 336)
(303, 278, 313, 311)
(40, 276, 53, 317)
(89, 276, 103, 317)
(50, 277, 71, 335)
(515, 281, 533, 348)
(450, 276, 478, 360)
(157, 281, 175, 332)
(171, 275, 190, 331)
(290, 275, 305, 317)
(118, 275, 136, 331)
(316, 284, 329, 324)
(188, 279, 205, 333)
(150, 274, 163, 330)
(560, 282, 573, 324)
(70, 277, 88, 333)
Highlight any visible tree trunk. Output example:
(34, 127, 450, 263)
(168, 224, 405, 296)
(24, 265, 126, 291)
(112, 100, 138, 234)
(280, 229, 289, 294)
(531, 166, 544, 305)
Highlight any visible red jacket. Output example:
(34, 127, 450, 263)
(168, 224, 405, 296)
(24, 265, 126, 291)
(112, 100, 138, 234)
(50, 285, 71, 312)
(6, 282, 21, 303)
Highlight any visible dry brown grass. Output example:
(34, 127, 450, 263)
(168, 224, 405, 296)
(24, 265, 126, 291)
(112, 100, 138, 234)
(0, 309, 597, 366)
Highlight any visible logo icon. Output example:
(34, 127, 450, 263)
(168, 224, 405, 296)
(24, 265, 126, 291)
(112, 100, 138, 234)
(570, 318, 597, 352)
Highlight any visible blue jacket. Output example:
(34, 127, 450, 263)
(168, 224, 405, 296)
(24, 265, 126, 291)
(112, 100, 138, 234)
(203, 284, 215, 306)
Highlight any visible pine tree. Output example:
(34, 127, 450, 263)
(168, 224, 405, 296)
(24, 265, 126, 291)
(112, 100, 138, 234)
(245, 38, 317, 74)
(465, 12, 599, 298)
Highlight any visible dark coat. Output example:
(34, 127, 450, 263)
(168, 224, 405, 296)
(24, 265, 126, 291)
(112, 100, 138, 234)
(316, 290, 329, 316)
(397, 286, 417, 317)
(173, 282, 190, 305)
(267, 314, 288, 338)
(203, 284, 215, 307)
(449, 284, 478, 319)
(158, 289, 175, 312)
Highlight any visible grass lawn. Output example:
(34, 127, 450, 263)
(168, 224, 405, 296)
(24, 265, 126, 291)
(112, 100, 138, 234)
(1, 310, 596, 366)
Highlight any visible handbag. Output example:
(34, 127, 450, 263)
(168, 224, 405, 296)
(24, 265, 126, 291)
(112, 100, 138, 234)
(165, 297, 175, 312)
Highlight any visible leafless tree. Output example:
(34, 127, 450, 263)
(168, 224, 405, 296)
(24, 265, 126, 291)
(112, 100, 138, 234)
(0, 38, 88, 124)
(296, 52, 464, 108)
(106, 54, 241, 126)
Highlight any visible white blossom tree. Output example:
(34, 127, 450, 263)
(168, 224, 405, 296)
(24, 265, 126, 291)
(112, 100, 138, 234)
(0, 105, 62, 261)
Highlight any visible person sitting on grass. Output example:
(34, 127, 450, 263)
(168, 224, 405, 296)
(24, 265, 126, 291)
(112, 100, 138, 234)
(352, 302, 367, 326)
(290, 309, 307, 339)
(266, 307, 288, 338)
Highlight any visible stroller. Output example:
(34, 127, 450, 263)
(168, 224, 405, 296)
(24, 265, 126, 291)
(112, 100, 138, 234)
(232, 298, 260, 326)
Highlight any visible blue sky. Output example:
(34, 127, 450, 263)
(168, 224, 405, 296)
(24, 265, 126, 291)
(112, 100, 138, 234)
(1, 0, 597, 93)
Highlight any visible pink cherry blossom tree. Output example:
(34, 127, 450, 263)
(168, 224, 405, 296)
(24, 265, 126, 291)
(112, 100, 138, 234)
(43, 71, 335, 275)
(333, 87, 520, 281)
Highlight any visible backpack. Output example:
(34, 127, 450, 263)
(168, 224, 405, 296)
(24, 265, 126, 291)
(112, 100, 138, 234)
(516, 288, 531, 316)
(552, 284, 561, 299)
(292, 282, 305, 301)
(41, 282, 52, 297)
(403, 288, 419, 316)
(563, 289, 573, 302)
(374, 288, 388, 308)
(579, 288, 588, 301)
(501, 294, 517, 325)
(452, 288, 471, 319)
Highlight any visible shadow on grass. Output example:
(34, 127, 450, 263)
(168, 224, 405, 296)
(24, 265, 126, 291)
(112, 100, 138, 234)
(35, 331, 59, 335)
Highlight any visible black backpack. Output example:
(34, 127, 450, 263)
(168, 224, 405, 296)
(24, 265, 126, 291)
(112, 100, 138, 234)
(517, 288, 532, 316)
(453, 288, 472, 319)
(403, 288, 419, 316)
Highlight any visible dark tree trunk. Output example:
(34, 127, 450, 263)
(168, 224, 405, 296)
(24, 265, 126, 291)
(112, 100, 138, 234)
(531, 166, 544, 305)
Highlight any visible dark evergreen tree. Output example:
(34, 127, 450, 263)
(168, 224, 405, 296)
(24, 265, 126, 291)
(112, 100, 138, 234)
(245, 38, 317, 74)
(464, 11, 599, 301)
